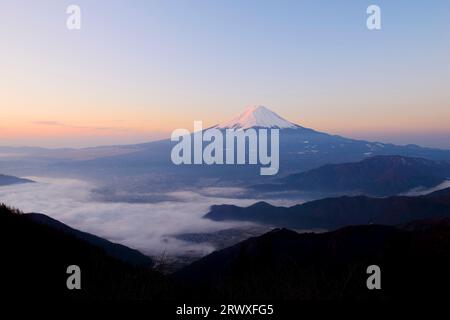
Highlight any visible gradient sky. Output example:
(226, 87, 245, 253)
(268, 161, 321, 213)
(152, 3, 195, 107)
(1, 0, 450, 148)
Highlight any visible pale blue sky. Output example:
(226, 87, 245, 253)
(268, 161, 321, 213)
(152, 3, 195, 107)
(1, 0, 450, 147)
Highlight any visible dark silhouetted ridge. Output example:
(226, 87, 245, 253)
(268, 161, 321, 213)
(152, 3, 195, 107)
(176, 220, 450, 300)
(205, 187, 450, 229)
(253, 155, 450, 196)
(0, 203, 172, 300)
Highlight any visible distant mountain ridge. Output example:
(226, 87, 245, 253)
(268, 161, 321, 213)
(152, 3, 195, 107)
(57, 106, 450, 183)
(0, 174, 34, 186)
(253, 155, 450, 196)
(204, 187, 450, 230)
(3, 106, 450, 185)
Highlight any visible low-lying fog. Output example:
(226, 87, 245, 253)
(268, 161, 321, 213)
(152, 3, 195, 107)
(403, 180, 450, 196)
(0, 177, 302, 256)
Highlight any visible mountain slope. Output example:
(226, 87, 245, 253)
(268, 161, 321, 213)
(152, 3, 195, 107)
(175, 220, 450, 300)
(204, 188, 450, 229)
(0, 204, 172, 300)
(253, 155, 450, 196)
(27, 213, 154, 267)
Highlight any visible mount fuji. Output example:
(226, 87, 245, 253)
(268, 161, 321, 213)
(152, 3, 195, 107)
(215, 105, 298, 129)
(55, 106, 450, 184)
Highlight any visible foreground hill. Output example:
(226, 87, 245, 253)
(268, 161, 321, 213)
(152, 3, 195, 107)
(27, 213, 154, 267)
(0, 204, 172, 300)
(253, 155, 450, 196)
(0, 174, 34, 186)
(175, 219, 450, 300)
(205, 188, 450, 229)
(3, 201, 450, 302)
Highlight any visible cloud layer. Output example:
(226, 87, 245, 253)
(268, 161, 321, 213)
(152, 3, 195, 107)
(0, 177, 298, 256)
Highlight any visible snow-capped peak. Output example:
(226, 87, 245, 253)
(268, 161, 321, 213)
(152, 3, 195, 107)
(215, 105, 298, 129)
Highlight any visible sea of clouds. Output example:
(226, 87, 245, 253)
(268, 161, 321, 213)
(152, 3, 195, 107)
(0, 177, 299, 256)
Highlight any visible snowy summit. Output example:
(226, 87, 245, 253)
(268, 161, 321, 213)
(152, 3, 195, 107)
(215, 105, 298, 129)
